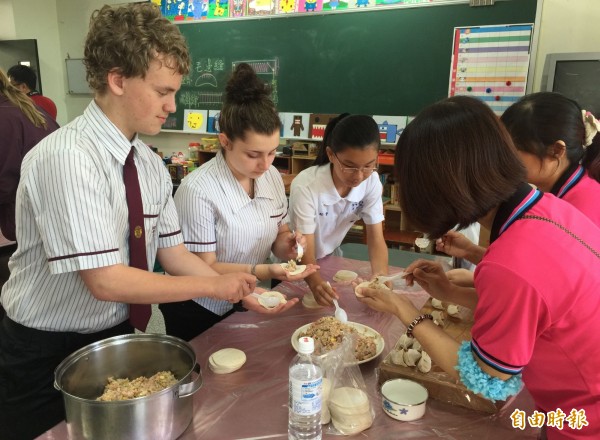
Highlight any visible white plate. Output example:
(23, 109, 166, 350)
(291, 321, 384, 365)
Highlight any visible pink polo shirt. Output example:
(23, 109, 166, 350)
(473, 185, 600, 440)
(556, 167, 600, 228)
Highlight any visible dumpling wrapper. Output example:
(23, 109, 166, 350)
(257, 291, 287, 309)
(302, 292, 323, 309)
(280, 262, 307, 276)
(354, 280, 390, 298)
(209, 348, 246, 374)
(321, 377, 332, 424)
(397, 333, 414, 350)
(412, 340, 422, 352)
(403, 348, 421, 367)
(431, 310, 446, 326)
(390, 349, 408, 367)
(431, 298, 444, 310)
(417, 351, 432, 373)
(415, 237, 431, 250)
(447, 304, 461, 318)
(333, 270, 358, 283)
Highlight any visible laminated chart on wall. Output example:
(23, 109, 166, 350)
(448, 24, 533, 115)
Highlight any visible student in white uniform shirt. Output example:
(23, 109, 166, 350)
(164, 63, 316, 341)
(0, 5, 255, 439)
(289, 114, 388, 306)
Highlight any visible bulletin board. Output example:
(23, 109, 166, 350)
(449, 24, 534, 115)
(167, 0, 537, 130)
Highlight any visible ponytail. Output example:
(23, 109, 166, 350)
(313, 113, 380, 166)
(0, 68, 48, 128)
(313, 113, 350, 166)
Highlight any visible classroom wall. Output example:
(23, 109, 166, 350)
(0, 0, 66, 124)
(2, 0, 598, 153)
(532, 0, 600, 91)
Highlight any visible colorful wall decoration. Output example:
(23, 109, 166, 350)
(448, 24, 534, 115)
(157, 0, 434, 21)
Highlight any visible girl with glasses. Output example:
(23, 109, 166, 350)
(289, 113, 388, 306)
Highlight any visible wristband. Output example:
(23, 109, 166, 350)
(406, 314, 433, 338)
(250, 264, 259, 280)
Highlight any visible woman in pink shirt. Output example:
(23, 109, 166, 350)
(502, 92, 600, 226)
(358, 96, 600, 440)
(437, 92, 600, 269)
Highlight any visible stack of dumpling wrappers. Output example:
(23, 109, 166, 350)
(328, 387, 373, 434)
(208, 348, 247, 374)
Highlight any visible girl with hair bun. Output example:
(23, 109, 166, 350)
(165, 63, 316, 340)
(289, 113, 388, 307)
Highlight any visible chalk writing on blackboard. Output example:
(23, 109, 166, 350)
(177, 57, 227, 108)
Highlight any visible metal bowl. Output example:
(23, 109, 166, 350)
(54, 333, 202, 440)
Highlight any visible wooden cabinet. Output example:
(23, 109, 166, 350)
(196, 149, 218, 166)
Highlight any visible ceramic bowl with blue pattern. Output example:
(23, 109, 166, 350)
(381, 379, 428, 421)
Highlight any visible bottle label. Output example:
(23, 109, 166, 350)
(290, 377, 322, 416)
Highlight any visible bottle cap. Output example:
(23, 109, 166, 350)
(298, 336, 315, 354)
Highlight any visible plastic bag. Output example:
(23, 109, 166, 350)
(318, 335, 375, 436)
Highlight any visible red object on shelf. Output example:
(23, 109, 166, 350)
(378, 152, 394, 165)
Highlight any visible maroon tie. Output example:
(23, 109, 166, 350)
(123, 146, 151, 331)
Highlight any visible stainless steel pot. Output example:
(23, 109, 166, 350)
(54, 333, 203, 440)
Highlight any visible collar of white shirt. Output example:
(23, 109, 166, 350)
(215, 151, 278, 213)
(85, 100, 141, 165)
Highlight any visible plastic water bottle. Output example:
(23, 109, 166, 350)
(288, 337, 322, 440)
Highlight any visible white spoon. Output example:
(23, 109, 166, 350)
(326, 282, 348, 323)
(249, 292, 280, 308)
(296, 241, 304, 262)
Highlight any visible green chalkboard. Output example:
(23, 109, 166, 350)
(168, 0, 537, 130)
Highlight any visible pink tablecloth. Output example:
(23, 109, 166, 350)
(39, 255, 539, 439)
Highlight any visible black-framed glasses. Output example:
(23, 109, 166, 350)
(332, 151, 378, 175)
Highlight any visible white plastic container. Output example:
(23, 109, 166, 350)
(288, 336, 322, 440)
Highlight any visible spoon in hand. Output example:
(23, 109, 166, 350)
(249, 292, 281, 308)
(326, 282, 348, 323)
(296, 241, 304, 262)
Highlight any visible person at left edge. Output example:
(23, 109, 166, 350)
(0, 4, 255, 440)
(7, 64, 58, 120)
(166, 63, 316, 341)
(0, 68, 59, 317)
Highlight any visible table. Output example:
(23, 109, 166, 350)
(39, 254, 539, 440)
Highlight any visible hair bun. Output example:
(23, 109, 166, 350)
(225, 63, 271, 105)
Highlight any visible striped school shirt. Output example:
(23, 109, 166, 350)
(0, 100, 183, 333)
(174, 150, 289, 315)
